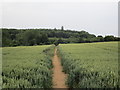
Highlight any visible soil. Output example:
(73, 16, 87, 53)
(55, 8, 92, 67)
(52, 48, 68, 88)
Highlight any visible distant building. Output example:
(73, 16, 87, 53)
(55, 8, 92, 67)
(61, 26, 64, 30)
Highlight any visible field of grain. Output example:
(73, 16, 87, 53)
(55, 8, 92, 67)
(1, 42, 119, 88)
(2, 45, 54, 88)
(58, 42, 119, 88)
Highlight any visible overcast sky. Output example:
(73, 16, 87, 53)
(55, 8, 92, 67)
(1, 0, 119, 36)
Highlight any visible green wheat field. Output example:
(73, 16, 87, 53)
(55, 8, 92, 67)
(2, 41, 119, 88)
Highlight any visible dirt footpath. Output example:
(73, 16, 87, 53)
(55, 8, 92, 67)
(52, 48, 68, 88)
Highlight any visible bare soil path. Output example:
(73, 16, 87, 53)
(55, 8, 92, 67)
(52, 47, 68, 88)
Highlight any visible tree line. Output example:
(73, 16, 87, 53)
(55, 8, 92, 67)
(1, 28, 120, 47)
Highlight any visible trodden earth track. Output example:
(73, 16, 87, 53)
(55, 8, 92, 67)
(52, 47, 68, 88)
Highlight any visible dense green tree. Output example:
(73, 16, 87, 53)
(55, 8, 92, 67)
(97, 35, 104, 42)
(78, 38, 85, 43)
(104, 35, 115, 41)
(1, 28, 119, 47)
(2, 29, 13, 46)
(0, 29, 2, 47)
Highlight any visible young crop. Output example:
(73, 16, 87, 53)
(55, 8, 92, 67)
(58, 42, 119, 88)
(2, 45, 55, 88)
